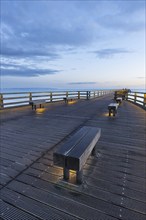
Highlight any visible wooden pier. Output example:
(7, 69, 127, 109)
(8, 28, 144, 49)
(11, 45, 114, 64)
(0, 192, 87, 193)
(0, 94, 146, 220)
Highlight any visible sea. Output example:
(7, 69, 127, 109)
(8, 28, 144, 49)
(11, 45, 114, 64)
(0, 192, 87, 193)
(1, 87, 146, 93)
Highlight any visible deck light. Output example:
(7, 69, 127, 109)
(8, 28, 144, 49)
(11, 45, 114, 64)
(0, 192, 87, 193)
(103, 113, 109, 117)
(36, 108, 46, 114)
(68, 100, 77, 105)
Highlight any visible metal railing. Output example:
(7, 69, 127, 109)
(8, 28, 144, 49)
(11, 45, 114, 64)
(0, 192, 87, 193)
(0, 90, 113, 109)
(126, 92, 146, 109)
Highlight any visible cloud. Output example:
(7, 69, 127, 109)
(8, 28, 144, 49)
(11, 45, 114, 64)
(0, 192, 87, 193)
(100, 16, 145, 32)
(136, 77, 145, 79)
(1, 1, 145, 80)
(68, 82, 96, 85)
(2, 1, 144, 54)
(75, 1, 145, 33)
(94, 48, 130, 59)
(1, 1, 145, 50)
(1, 65, 60, 77)
(1, 2, 92, 48)
(1, 46, 59, 59)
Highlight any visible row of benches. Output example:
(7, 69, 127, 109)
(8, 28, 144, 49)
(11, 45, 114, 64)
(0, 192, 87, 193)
(29, 97, 77, 110)
(35, 93, 124, 187)
(30, 95, 123, 112)
(108, 97, 123, 116)
(53, 95, 124, 185)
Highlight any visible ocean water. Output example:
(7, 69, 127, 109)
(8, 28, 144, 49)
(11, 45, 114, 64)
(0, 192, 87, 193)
(1, 87, 145, 93)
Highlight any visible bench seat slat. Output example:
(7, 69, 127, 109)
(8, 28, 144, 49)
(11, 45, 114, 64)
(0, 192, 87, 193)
(116, 97, 122, 101)
(66, 127, 101, 171)
(29, 99, 47, 110)
(108, 103, 118, 108)
(29, 100, 46, 105)
(63, 97, 77, 103)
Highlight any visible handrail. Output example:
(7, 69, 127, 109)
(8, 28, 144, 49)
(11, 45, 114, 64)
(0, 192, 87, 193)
(0, 89, 113, 109)
(126, 92, 146, 110)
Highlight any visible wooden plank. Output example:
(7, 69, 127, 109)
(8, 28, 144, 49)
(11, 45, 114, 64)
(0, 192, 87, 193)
(0, 95, 145, 220)
(5, 180, 118, 220)
(1, 188, 78, 220)
(0, 199, 38, 220)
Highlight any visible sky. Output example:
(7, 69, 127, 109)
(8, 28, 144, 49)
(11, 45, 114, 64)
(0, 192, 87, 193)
(0, 0, 145, 90)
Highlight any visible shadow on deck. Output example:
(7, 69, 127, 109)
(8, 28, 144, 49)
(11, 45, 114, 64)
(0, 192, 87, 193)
(0, 95, 146, 220)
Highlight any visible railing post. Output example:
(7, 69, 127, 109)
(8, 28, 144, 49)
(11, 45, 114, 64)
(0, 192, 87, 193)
(94, 91, 95, 98)
(0, 94, 4, 108)
(125, 92, 129, 101)
(144, 94, 146, 108)
(63, 168, 69, 180)
(95, 91, 97, 97)
(86, 91, 89, 100)
(78, 91, 80, 99)
(76, 170, 83, 184)
(66, 91, 68, 98)
(50, 92, 53, 102)
(29, 92, 32, 102)
(134, 92, 137, 103)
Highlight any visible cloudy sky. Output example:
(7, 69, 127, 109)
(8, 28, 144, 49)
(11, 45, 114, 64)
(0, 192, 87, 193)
(1, 0, 145, 90)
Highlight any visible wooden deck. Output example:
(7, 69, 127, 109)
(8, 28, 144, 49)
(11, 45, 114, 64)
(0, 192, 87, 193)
(0, 94, 146, 220)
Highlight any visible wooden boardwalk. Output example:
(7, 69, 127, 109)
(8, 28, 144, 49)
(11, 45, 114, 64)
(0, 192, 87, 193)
(0, 95, 146, 220)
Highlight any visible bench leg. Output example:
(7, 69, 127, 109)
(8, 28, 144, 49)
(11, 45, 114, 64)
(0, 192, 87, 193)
(113, 110, 116, 116)
(109, 110, 111, 116)
(63, 168, 69, 180)
(76, 170, 83, 184)
(91, 147, 96, 156)
(40, 104, 41, 108)
(32, 104, 33, 110)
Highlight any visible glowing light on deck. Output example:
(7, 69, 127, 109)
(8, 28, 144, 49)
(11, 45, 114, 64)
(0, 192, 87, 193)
(36, 108, 46, 114)
(68, 100, 77, 105)
(69, 170, 77, 184)
(103, 112, 109, 117)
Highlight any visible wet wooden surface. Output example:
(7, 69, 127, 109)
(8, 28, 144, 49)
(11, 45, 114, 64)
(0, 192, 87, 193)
(0, 95, 146, 220)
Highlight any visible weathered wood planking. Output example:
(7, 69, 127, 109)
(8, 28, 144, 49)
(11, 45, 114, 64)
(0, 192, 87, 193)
(0, 95, 146, 220)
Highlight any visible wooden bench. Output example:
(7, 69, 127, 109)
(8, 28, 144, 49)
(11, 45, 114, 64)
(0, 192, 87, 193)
(116, 97, 122, 104)
(108, 103, 119, 116)
(29, 100, 46, 110)
(63, 97, 77, 103)
(53, 126, 101, 184)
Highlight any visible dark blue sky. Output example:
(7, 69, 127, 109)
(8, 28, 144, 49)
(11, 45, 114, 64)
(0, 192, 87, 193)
(1, 0, 145, 89)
